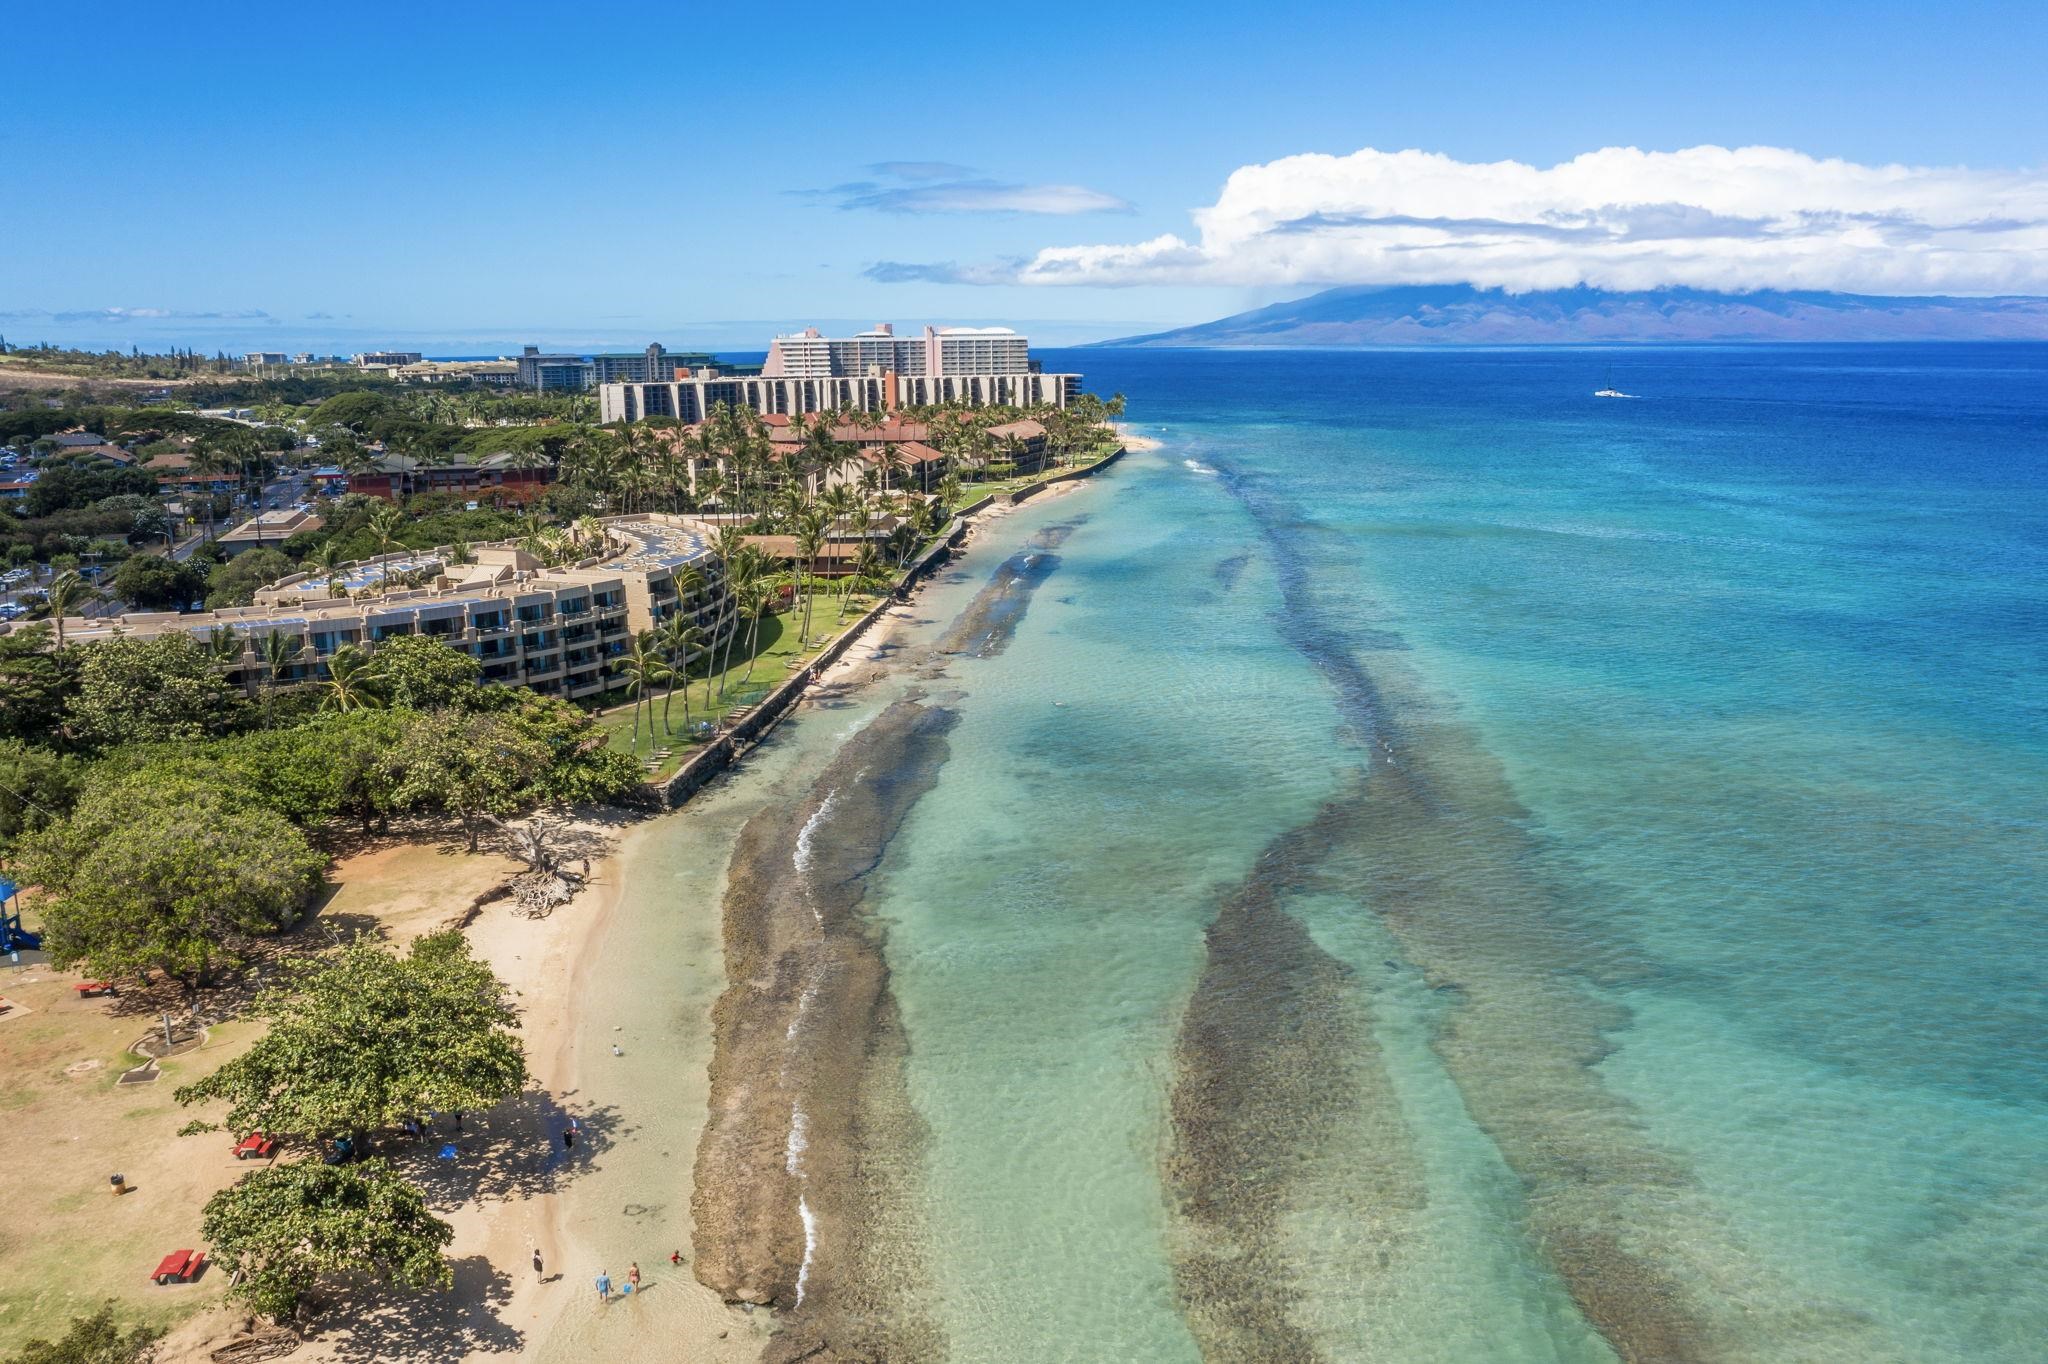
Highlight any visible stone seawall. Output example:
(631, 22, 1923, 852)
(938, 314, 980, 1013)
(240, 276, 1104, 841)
(650, 446, 1124, 810)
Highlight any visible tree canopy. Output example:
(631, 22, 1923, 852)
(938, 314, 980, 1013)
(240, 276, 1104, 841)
(198, 1159, 454, 1321)
(176, 931, 525, 1138)
(109, 553, 207, 610)
(0, 740, 83, 856)
(20, 773, 324, 993)
(205, 546, 294, 608)
(65, 633, 249, 748)
(0, 624, 73, 744)
(367, 632, 481, 710)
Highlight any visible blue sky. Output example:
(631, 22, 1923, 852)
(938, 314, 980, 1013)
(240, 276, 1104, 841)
(4, 0, 2044, 352)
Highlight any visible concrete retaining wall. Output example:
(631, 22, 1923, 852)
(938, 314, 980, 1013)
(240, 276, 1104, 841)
(1007, 445, 1125, 504)
(648, 446, 1124, 810)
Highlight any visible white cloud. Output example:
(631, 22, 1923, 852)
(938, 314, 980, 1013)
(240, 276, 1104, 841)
(797, 164, 1133, 216)
(922, 146, 2048, 294)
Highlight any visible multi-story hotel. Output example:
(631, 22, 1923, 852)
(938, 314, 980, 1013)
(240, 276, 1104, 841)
(517, 347, 597, 392)
(599, 323, 1078, 423)
(33, 516, 731, 705)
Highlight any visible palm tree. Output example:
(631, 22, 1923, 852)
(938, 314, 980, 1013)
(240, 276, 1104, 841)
(710, 536, 754, 695)
(206, 624, 244, 665)
(366, 503, 404, 562)
(321, 645, 384, 712)
(792, 509, 827, 646)
(44, 571, 97, 647)
(838, 500, 874, 624)
(887, 520, 919, 569)
(308, 541, 348, 597)
(877, 441, 908, 494)
(656, 611, 706, 737)
(609, 633, 668, 754)
(185, 445, 234, 539)
(259, 630, 299, 726)
(739, 580, 777, 684)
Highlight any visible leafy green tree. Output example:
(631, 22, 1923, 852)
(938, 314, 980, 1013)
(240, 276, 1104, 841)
(109, 553, 207, 611)
(199, 1159, 454, 1321)
(368, 633, 480, 709)
(176, 931, 525, 1139)
(478, 691, 642, 806)
(1, 1302, 163, 1364)
(305, 390, 394, 434)
(0, 624, 74, 743)
(205, 546, 294, 608)
(0, 740, 83, 856)
(20, 773, 324, 998)
(381, 711, 547, 850)
(203, 711, 411, 829)
(65, 634, 250, 748)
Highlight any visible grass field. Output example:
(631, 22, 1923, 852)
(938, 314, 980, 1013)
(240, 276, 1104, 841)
(592, 586, 889, 779)
(0, 843, 516, 1356)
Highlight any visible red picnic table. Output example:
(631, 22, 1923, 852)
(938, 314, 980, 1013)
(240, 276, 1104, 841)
(232, 1132, 276, 1161)
(74, 980, 115, 997)
(151, 1249, 205, 1284)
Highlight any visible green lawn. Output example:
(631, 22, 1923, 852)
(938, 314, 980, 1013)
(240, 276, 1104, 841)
(594, 586, 892, 779)
(948, 449, 1119, 510)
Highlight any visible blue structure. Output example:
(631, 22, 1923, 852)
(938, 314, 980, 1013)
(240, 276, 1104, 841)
(0, 878, 39, 953)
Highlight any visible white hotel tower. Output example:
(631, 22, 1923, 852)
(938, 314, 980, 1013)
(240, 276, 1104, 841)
(599, 323, 1079, 424)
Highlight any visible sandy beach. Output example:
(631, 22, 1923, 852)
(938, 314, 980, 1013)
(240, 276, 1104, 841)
(142, 470, 1111, 1363)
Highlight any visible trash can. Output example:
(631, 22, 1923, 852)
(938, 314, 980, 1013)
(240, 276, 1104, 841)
(110, 1173, 126, 1195)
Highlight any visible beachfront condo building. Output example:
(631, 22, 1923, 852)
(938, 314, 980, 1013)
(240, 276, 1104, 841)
(599, 323, 1078, 424)
(21, 516, 731, 705)
(761, 323, 1032, 380)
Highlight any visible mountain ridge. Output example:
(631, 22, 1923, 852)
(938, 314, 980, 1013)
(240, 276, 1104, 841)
(1092, 285, 2048, 347)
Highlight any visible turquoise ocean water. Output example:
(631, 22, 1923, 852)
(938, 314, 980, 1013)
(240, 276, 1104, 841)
(746, 346, 2048, 1361)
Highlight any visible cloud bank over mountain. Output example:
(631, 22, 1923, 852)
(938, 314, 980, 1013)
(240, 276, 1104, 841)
(879, 145, 2048, 295)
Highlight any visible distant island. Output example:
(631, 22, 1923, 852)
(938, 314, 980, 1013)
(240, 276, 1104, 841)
(1096, 285, 2048, 347)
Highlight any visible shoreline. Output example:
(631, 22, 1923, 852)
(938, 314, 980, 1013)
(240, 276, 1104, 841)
(176, 455, 1126, 1362)
(522, 461, 1120, 1358)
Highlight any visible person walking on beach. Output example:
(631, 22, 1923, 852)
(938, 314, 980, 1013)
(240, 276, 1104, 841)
(532, 1247, 544, 1277)
(669, 1249, 683, 1267)
(627, 1262, 641, 1292)
(595, 1269, 612, 1303)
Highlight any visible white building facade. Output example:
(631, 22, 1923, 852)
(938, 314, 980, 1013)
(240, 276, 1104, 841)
(603, 322, 1076, 423)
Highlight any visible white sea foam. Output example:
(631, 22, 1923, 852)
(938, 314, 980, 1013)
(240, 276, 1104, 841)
(785, 1104, 809, 1174)
(794, 788, 839, 876)
(1183, 458, 1218, 475)
(795, 1195, 819, 1306)
(786, 979, 818, 1041)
